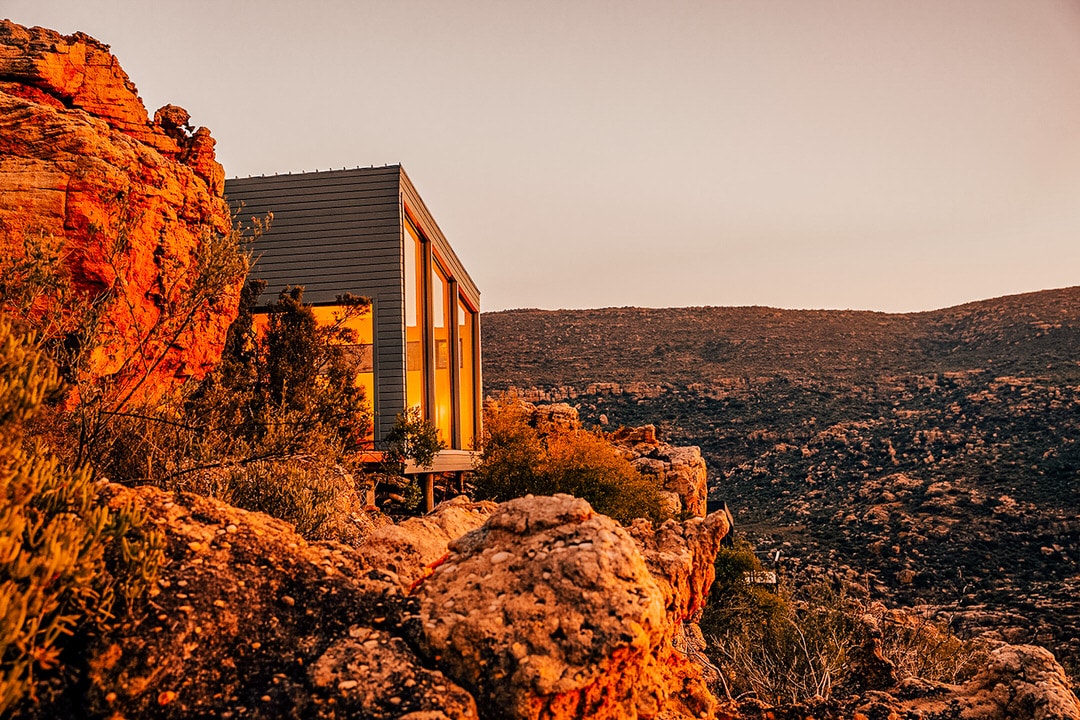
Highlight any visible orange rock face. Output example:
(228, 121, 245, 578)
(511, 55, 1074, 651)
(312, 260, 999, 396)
(0, 20, 243, 404)
(414, 495, 731, 719)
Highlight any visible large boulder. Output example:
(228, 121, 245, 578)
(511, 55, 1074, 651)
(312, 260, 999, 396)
(0, 21, 243, 403)
(412, 494, 731, 720)
(356, 496, 498, 590)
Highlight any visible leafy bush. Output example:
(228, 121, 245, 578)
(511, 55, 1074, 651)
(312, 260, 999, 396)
(0, 317, 162, 714)
(381, 406, 446, 474)
(209, 458, 368, 543)
(701, 534, 985, 704)
(473, 400, 669, 525)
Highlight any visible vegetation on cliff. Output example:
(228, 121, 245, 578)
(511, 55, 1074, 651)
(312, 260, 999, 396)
(0, 318, 161, 715)
(473, 398, 670, 525)
(701, 536, 986, 705)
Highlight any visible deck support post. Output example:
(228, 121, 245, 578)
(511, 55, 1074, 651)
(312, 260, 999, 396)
(422, 473, 434, 513)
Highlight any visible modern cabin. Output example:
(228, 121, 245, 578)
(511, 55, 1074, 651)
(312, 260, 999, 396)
(225, 166, 481, 474)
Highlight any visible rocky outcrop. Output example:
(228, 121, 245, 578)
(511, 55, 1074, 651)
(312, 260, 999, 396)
(612, 425, 710, 517)
(628, 510, 730, 621)
(0, 21, 243, 404)
(848, 644, 1080, 720)
(25, 482, 1079, 720)
(413, 494, 730, 720)
(26, 487, 728, 720)
(527, 401, 584, 430)
(356, 496, 497, 590)
(27, 482, 477, 720)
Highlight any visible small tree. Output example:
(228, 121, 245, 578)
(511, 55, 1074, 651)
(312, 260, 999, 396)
(252, 285, 373, 449)
(379, 407, 446, 513)
(381, 406, 445, 474)
(71, 282, 376, 542)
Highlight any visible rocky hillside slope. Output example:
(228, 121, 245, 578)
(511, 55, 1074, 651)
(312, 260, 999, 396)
(482, 287, 1080, 685)
(21, 484, 1080, 720)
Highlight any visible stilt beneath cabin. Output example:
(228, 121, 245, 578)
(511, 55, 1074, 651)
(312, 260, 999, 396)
(421, 473, 434, 513)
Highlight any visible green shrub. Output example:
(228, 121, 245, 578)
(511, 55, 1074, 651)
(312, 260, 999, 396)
(470, 400, 549, 499)
(211, 458, 367, 543)
(473, 400, 669, 525)
(544, 429, 669, 525)
(257, 286, 373, 448)
(381, 406, 446, 474)
(0, 317, 162, 714)
(3, 220, 375, 543)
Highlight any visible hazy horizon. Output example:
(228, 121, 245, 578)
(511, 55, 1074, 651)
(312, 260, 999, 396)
(5, 1, 1080, 313)
(484, 281, 1079, 315)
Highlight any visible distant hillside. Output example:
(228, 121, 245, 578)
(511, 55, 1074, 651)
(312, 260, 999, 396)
(482, 286, 1080, 685)
(484, 286, 1080, 389)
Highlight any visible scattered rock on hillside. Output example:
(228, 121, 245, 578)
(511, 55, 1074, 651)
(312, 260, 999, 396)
(0, 20, 242, 402)
(412, 494, 730, 720)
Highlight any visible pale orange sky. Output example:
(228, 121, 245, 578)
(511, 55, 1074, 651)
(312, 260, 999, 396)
(6, 0, 1080, 312)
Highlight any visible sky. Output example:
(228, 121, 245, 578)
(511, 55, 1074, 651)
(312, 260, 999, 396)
(5, 0, 1080, 313)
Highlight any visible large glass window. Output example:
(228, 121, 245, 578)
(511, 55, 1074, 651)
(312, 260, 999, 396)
(404, 221, 425, 413)
(432, 261, 453, 444)
(458, 297, 477, 449)
(254, 304, 376, 446)
(312, 305, 375, 445)
(403, 210, 480, 453)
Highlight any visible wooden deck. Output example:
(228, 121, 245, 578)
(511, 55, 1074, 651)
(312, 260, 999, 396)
(357, 449, 479, 474)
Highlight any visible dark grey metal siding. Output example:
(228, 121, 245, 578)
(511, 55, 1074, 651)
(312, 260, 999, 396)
(224, 165, 482, 444)
(225, 167, 406, 440)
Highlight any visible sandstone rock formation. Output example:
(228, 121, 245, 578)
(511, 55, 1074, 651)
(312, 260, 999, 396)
(28, 485, 731, 720)
(0, 21, 243, 404)
(612, 424, 710, 517)
(24, 481, 1079, 720)
(356, 496, 497, 590)
(413, 494, 730, 720)
(27, 482, 479, 720)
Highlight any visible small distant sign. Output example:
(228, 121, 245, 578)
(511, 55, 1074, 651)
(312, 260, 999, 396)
(744, 571, 778, 585)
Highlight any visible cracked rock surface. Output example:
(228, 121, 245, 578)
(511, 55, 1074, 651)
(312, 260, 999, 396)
(414, 494, 730, 720)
